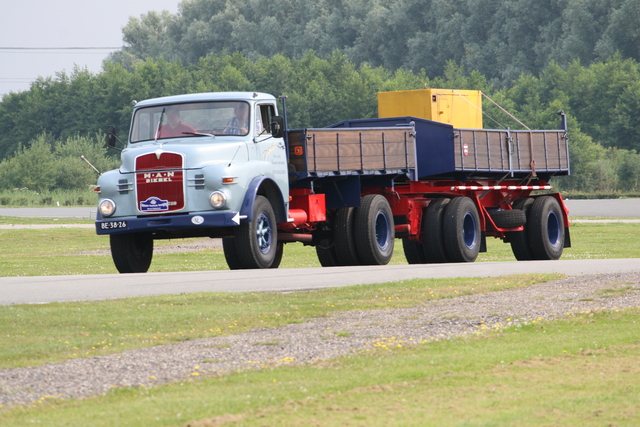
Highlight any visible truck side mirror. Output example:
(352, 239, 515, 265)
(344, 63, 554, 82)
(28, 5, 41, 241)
(271, 116, 285, 139)
(106, 125, 117, 148)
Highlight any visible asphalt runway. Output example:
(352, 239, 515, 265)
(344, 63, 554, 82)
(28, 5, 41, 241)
(0, 258, 638, 305)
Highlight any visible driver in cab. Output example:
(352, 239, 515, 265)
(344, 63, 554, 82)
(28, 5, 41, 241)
(158, 107, 196, 138)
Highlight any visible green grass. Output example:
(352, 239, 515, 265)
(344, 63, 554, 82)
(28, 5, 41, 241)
(0, 221, 638, 276)
(0, 189, 96, 207)
(0, 219, 638, 424)
(0, 274, 559, 369)
(2, 309, 639, 426)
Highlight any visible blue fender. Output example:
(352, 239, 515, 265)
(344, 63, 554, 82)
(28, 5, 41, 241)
(240, 176, 287, 223)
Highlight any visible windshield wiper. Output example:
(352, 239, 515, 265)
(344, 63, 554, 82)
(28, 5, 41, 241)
(182, 131, 215, 137)
(154, 107, 166, 142)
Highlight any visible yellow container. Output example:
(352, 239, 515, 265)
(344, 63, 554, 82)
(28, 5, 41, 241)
(378, 89, 483, 129)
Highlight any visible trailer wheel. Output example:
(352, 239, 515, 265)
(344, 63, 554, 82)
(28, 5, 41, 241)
(402, 238, 426, 264)
(507, 197, 535, 261)
(234, 195, 279, 268)
(528, 196, 564, 260)
(316, 238, 340, 267)
(334, 207, 361, 266)
(443, 197, 480, 263)
(423, 198, 450, 263)
(110, 232, 153, 273)
(354, 195, 395, 265)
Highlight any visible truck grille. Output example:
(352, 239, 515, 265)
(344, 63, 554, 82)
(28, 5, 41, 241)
(135, 152, 185, 213)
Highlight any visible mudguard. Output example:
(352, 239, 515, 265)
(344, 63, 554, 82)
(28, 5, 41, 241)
(240, 176, 287, 223)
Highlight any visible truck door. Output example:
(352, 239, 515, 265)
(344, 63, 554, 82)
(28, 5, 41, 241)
(254, 103, 289, 203)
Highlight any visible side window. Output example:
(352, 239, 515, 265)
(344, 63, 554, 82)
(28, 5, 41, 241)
(257, 104, 276, 135)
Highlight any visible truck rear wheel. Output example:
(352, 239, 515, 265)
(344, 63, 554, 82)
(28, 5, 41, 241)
(508, 197, 535, 260)
(354, 194, 395, 265)
(110, 232, 153, 273)
(334, 207, 361, 266)
(234, 195, 279, 269)
(423, 198, 450, 263)
(316, 238, 340, 267)
(528, 196, 564, 260)
(443, 197, 480, 263)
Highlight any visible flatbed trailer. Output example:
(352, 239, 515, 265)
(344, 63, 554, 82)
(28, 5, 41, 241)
(282, 113, 570, 266)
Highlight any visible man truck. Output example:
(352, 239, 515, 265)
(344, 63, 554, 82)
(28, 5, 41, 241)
(95, 89, 570, 273)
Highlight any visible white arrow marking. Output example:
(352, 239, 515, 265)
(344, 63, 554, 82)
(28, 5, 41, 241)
(232, 212, 241, 225)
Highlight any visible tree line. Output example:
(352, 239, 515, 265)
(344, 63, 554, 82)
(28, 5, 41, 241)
(1, 51, 639, 194)
(113, 0, 640, 85)
(2, 0, 640, 194)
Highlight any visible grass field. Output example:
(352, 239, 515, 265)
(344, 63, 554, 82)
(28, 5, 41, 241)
(0, 218, 639, 425)
(0, 218, 638, 276)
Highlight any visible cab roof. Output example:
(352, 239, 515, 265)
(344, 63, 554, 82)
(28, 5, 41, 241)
(134, 92, 277, 108)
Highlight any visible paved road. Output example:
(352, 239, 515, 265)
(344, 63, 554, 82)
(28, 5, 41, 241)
(0, 258, 638, 305)
(564, 198, 640, 217)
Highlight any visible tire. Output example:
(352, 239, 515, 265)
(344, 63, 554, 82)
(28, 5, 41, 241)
(334, 207, 361, 266)
(402, 238, 426, 264)
(316, 238, 340, 267)
(423, 198, 450, 263)
(110, 233, 153, 273)
(508, 197, 535, 261)
(222, 237, 243, 270)
(234, 195, 279, 269)
(490, 209, 526, 229)
(354, 195, 395, 265)
(527, 196, 564, 260)
(443, 197, 481, 263)
(270, 242, 284, 269)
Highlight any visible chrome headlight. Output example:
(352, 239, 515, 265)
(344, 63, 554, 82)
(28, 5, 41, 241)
(99, 199, 116, 217)
(209, 191, 227, 209)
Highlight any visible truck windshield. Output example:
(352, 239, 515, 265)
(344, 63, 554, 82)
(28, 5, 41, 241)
(130, 101, 250, 143)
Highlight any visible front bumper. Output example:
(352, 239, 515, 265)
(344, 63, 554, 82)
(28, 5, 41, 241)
(95, 211, 244, 235)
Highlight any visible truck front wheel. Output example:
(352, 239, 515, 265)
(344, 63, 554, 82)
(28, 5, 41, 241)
(235, 195, 279, 269)
(354, 194, 395, 265)
(110, 232, 153, 273)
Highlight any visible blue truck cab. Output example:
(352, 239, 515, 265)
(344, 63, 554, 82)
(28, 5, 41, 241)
(95, 92, 289, 272)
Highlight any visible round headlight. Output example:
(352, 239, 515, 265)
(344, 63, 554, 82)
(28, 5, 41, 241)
(99, 199, 116, 217)
(209, 191, 227, 209)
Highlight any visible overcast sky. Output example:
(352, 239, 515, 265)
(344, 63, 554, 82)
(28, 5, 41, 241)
(0, 0, 181, 97)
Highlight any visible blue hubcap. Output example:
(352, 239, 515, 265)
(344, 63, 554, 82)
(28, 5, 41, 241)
(462, 212, 477, 249)
(256, 212, 272, 254)
(375, 211, 391, 250)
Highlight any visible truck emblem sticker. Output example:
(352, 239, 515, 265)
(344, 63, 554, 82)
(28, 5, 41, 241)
(263, 142, 277, 160)
(140, 196, 170, 212)
(143, 171, 175, 183)
(191, 215, 204, 225)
